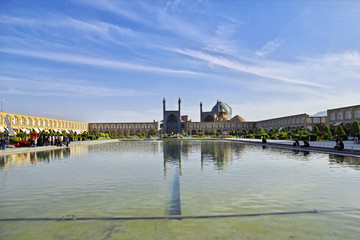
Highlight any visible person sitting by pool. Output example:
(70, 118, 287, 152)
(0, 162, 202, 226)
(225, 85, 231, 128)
(293, 139, 299, 147)
(335, 140, 344, 150)
(302, 140, 310, 147)
(262, 136, 267, 143)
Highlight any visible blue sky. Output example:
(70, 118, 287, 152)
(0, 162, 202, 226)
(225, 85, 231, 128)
(1, 0, 359, 123)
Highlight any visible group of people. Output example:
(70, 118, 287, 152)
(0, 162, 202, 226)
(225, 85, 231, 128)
(292, 139, 310, 148)
(28, 135, 71, 148)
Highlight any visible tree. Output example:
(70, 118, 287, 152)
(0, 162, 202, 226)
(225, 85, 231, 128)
(335, 125, 346, 137)
(180, 130, 187, 136)
(148, 128, 157, 136)
(350, 120, 360, 137)
(258, 127, 265, 134)
(312, 126, 319, 135)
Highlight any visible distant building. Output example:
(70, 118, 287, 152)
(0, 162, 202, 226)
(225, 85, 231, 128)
(88, 120, 161, 136)
(0, 112, 88, 135)
(2, 101, 359, 137)
(327, 104, 360, 131)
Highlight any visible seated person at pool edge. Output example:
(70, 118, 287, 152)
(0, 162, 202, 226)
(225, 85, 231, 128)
(302, 140, 310, 147)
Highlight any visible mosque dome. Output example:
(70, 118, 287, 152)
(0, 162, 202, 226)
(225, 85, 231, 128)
(231, 115, 245, 122)
(211, 101, 232, 117)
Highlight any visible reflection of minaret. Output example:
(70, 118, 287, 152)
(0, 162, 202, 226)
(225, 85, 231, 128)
(163, 140, 182, 177)
(163, 140, 182, 217)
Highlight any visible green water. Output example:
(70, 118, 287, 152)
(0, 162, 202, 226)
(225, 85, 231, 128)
(0, 140, 359, 239)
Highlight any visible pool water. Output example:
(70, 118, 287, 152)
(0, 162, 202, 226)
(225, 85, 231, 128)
(0, 140, 359, 239)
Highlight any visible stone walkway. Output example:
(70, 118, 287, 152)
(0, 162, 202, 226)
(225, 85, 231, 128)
(0, 139, 119, 156)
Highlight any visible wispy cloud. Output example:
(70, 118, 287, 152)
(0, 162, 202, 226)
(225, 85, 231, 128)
(75, 0, 146, 23)
(0, 48, 201, 75)
(0, 76, 149, 97)
(171, 48, 326, 87)
(255, 38, 283, 58)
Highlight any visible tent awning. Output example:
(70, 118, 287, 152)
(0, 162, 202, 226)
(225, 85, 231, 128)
(332, 122, 342, 126)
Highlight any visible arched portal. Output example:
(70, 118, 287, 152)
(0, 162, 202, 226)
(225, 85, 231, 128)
(166, 114, 179, 134)
(204, 115, 214, 122)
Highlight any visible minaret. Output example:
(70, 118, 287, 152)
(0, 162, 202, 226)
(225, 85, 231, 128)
(178, 97, 182, 132)
(217, 99, 220, 113)
(200, 101, 203, 122)
(163, 97, 166, 132)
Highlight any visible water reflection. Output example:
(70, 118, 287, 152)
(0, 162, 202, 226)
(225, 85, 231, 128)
(328, 154, 360, 170)
(0, 145, 92, 168)
(162, 140, 246, 174)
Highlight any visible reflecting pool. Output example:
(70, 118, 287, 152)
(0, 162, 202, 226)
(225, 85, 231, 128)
(0, 140, 359, 239)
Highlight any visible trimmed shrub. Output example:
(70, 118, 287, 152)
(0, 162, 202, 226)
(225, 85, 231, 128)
(350, 120, 360, 137)
(322, 125, 332, 139)
(335, 125, 347, 139)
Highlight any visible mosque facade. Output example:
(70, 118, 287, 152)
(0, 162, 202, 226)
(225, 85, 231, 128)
(162, 97, 254, 135)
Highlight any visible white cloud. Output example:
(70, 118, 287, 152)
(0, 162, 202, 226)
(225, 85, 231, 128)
(255, 38, 283, 58)
(0, 48, 201, 75)
(0, 76, 149, 97)
(171, 48, 325, 87)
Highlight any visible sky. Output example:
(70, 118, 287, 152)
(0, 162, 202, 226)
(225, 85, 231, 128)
(0, 0, 359, 123)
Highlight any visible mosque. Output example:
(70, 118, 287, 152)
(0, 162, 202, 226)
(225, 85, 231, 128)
(163, 97, 251, 135)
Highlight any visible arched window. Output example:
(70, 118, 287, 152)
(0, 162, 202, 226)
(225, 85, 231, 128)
(148, 124, 152, 129)
(20, 117, 25, 126)
(99, 125, 103, 129)
(92, 125, 97, 129)
(130, 124, 134, 129)
(345, 110, 352, 120)
(123, 125, 127, 129)
(142, 124, 146, 129)
(336, 111, 343, 120)
(33, 118, 37, 126)
(111, 124, 115, 129)
(105, 125, 109, 130)
(354, 109, 360, 119)
(39, 119, 43, 127)
(12, 116, 18, 125)
(117, 125, 121, 129)
(48, 121, 52, 127)
(136, 124, 140, 129)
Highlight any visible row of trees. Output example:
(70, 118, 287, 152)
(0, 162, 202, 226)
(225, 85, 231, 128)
(227, 120, 360, 141)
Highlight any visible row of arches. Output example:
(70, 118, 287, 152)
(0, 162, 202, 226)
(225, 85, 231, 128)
(90, 123, 154, 130)
(0, 113, 88, 131)
(91, 130, 154, 136)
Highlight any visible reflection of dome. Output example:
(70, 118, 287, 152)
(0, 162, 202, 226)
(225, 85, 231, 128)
(211, 101, 232, 117)
(231, 115, 245, 122)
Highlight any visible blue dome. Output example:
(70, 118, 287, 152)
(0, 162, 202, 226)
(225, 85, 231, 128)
(211, 101, 232, 117)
